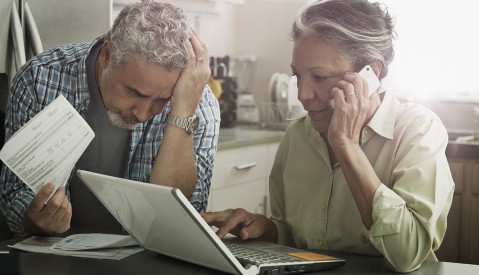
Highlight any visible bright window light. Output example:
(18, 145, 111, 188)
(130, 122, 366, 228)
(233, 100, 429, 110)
(377, 0, 479, 98)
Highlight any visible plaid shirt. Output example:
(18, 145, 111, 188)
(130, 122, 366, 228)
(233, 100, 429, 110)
(0, 36, 220, 236)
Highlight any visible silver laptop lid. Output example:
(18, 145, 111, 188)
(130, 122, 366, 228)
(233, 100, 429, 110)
(76, 169, 255, 275)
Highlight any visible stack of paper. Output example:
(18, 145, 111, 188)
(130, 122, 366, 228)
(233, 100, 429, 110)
(9, 234, 142, 260)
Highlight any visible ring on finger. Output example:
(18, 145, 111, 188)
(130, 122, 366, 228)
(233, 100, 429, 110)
(345, 91, 355, 96)
(196, 57, 205, 62)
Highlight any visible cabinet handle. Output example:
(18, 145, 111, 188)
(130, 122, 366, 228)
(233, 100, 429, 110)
(234, 162, 257, 170)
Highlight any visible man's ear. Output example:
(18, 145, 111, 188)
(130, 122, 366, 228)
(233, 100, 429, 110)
(370, 60, 382, 78)
(100, 40, 111, 68)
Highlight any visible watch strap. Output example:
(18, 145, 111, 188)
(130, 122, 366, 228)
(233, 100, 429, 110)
(166, 112, 199, 134)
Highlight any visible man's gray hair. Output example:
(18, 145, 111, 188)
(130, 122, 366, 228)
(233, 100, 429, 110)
(108, 0, 193, 70)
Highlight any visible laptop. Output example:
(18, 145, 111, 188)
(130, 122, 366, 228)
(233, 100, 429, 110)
(76, 170, 346, 275)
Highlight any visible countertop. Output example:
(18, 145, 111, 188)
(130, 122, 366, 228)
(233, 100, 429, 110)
(217, 126, 479, 159)
(217, 125, 284, 150)
(446, 141, 479, 158)
(2, 236, 479, 275)
(446, 131, 479, 158)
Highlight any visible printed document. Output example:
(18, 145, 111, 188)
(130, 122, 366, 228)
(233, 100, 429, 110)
(0, 95, 94, 194)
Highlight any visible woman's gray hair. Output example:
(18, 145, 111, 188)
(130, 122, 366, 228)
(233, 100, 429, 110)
(108, 0, 193, 70)
(292, 0, 396, 79)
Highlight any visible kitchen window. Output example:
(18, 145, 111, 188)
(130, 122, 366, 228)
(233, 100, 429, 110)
(379, 0, 479, 98)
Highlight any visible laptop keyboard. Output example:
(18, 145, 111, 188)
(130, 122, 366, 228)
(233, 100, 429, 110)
(226, 243, 301, 265)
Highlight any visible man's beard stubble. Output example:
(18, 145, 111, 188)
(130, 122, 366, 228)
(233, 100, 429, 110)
(106, 110, 139, 130)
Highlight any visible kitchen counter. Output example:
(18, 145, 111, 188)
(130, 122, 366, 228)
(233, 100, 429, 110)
(446, 131, 479, 158)
(446, 141, 479, 158)
(217, 127, 479, 158)
(2, 236, 479, 275)
(217, 125, 284, 150)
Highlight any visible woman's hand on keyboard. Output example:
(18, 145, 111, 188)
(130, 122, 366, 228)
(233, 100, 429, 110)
(201, 208, 278, 243)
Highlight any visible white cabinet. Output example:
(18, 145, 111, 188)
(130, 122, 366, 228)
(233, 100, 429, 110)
(207, 141, 279, 216)
(208, 179, 268, 215)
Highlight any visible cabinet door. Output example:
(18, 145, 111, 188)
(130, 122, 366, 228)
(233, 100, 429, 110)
(208, 141, 279, 216)
(467, 161, 479, 264)
(211, 144, 270, 189)
(438, 158, 479, 265)
(263, 142, 279, 217)
(207, 179, 269, 215)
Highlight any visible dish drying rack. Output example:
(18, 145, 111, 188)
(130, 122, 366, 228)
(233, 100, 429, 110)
(260, 102, 306, 130)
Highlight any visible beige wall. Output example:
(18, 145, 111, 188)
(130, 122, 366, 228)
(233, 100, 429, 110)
(235, 1, 303, 103)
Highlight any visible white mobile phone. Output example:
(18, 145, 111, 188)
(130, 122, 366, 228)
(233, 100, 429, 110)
(329, 65, 380, 108)
(358, 65, 381, 97)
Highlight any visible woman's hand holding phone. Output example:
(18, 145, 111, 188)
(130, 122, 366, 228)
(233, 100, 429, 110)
(327, 65, 382, 148)
(329, 65, 380, 109)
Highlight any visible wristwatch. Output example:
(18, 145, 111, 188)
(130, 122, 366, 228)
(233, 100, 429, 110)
(166, 112, 199, 134)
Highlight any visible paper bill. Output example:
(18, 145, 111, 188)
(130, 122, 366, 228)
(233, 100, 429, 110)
(0, 95, 94, 194)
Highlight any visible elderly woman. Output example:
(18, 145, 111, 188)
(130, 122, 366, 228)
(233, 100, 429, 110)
(203, 0, 454, 272)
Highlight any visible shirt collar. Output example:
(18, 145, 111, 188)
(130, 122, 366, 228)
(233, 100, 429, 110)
(366, 91, 400, 140)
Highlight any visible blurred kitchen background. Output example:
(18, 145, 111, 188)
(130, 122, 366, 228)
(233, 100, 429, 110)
(2, 0, 479, 133)
(1, 0, 479, 265)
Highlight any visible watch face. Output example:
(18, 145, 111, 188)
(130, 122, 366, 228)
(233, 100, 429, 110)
(188, 115, 200, 134)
